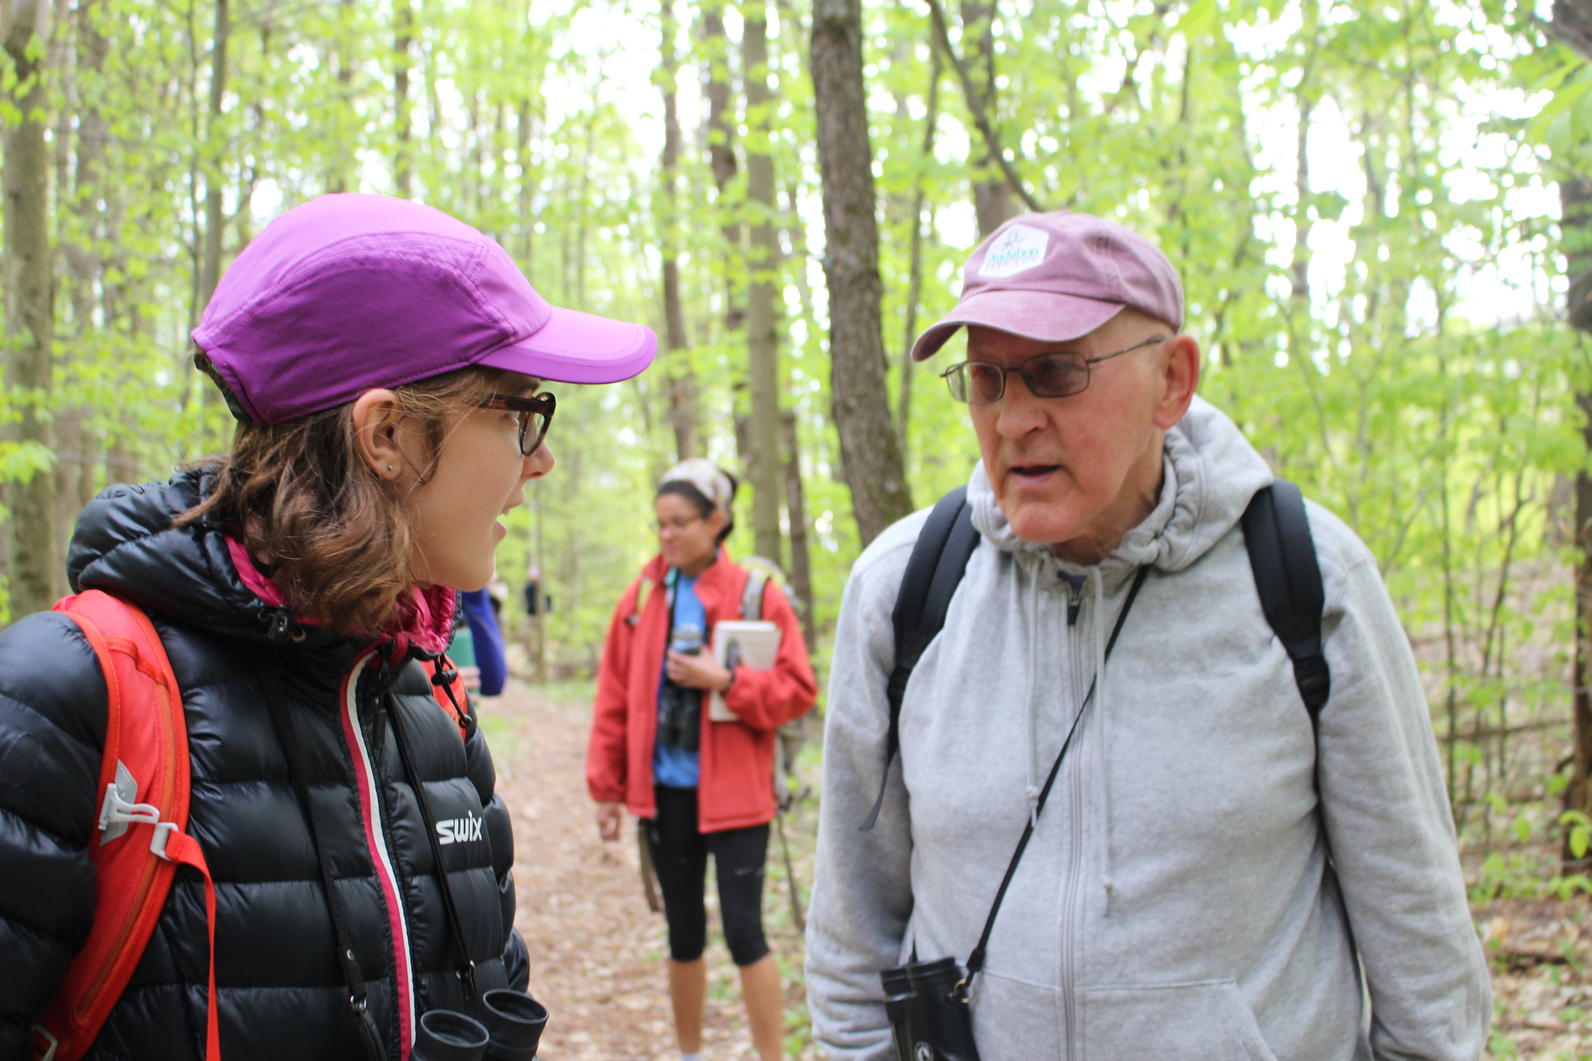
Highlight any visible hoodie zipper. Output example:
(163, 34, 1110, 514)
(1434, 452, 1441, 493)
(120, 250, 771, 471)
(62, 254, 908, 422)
(1061, 574, 1085, 1061)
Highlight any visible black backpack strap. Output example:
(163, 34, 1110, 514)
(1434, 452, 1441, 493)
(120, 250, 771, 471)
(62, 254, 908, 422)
(1241, 479, 1330, 724)
(860, 486, 980, 830)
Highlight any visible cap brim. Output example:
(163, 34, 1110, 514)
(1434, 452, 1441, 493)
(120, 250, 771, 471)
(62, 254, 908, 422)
(479, 304, 658, 384)
(909, 290, 1124, 361)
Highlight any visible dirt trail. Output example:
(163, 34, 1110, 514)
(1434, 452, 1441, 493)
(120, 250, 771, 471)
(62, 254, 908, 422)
(485, 677, 803, 1061)
(481, 677, 1591, 1060)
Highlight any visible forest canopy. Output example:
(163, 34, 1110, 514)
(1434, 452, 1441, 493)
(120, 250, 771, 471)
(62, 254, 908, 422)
(1, 0, 1590, 901)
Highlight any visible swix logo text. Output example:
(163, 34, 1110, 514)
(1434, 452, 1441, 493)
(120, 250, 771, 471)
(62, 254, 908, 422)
(436, 810, 484, 846)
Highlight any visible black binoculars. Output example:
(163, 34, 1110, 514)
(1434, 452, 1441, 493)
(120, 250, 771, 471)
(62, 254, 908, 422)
(657, 675, 701, 751)
(880, 957, 981, 1061)
(658, 623, 704, 752)
(411, 987, 549, 1061)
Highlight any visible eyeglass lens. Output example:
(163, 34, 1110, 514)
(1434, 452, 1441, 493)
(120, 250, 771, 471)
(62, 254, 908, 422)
(519, 409, 551, 456)
(952, 354, 1090, 403)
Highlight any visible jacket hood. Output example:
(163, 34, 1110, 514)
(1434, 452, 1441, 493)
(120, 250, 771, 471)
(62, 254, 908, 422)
(67, 467, 456, 657)
(967, 395, 1273, 575)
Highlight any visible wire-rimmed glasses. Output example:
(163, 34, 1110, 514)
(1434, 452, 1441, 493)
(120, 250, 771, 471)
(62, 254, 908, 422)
(940, 336, 1167, 404)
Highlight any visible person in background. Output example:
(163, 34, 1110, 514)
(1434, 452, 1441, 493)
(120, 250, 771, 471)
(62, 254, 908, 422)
(586, 460, 817, 1061)
(487, 577, 510, 620)
(804, 210, 1490, 1059)
(455, 586, 508, 696)
(0, 192, 656, 1060)
(524, 565, 545, 616)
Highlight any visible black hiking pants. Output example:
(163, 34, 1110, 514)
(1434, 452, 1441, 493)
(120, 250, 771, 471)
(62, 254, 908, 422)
(646, 784, 771, 966)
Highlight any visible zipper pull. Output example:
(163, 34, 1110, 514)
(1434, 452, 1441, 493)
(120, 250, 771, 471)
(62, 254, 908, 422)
(1064, 576, 1083, 626)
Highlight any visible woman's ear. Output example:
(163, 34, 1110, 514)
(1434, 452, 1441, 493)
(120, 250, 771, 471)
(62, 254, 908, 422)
(351, 389, 406, 481)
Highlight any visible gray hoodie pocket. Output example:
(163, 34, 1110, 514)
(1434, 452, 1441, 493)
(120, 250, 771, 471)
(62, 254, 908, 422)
(1078, 980, 1277, 1060)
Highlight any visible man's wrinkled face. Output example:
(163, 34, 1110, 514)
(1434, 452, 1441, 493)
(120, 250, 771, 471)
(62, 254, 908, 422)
(965, 312, 1176, 564)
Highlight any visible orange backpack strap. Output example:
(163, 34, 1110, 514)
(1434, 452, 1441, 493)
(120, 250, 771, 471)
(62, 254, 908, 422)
(31, 591, 220, 1061)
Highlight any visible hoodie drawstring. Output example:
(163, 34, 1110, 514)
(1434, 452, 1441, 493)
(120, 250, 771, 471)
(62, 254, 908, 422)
(1087, 567, 1118, 910)
(1023, 565, 1044, 829)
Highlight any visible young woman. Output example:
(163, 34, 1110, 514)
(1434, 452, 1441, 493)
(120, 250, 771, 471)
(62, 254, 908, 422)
(0, 193, 655, 1060)
(585, 460, 817, 1061)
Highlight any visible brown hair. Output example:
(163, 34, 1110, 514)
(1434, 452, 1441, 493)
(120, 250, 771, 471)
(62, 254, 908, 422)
(656, 475, 737, 544)
(177, 365, 523, 635)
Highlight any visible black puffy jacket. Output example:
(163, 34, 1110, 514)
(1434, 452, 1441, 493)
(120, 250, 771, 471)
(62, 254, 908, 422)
(0, 471, 528, 1061)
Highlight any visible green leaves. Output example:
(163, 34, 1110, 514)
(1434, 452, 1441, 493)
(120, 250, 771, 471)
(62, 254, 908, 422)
(0, 440, 55, 484)
(1562, 810, 1592, 861)
(3, 0, 1585, 896)
(1525, 57, 1592, 166)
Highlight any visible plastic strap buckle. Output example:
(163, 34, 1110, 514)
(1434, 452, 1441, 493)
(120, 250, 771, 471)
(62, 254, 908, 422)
(32, 1024, 60, 1061)
(98, 783, 179, 861)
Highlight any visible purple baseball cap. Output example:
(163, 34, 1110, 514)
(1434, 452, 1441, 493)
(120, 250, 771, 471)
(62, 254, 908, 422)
(192, 193, 658, 424)
(910, 211, 1183, 361)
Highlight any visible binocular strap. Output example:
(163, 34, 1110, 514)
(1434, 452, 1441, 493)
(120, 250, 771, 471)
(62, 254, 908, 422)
(959, 565, 1149, 994)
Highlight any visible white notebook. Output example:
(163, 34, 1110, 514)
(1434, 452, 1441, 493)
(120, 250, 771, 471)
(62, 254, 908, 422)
(709, 620, 781, 721)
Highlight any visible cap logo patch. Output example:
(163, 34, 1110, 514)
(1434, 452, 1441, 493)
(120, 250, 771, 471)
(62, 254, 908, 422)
(977, 223, 1049, 279)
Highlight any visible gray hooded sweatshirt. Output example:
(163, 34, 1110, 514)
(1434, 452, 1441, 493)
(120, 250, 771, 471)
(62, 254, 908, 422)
(805, 398, 1490, 1060)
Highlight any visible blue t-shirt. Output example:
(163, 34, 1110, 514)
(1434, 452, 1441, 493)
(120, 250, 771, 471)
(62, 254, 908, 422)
(653, 572, 706, 788)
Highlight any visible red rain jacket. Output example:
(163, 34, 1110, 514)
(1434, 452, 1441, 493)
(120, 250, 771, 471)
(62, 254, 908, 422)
(586, 550, 816, 832)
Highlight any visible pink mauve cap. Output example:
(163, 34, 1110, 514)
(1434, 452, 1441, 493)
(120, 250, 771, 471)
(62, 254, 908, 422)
(192, 193, 657, 424)
(910, 211, 1184, 361)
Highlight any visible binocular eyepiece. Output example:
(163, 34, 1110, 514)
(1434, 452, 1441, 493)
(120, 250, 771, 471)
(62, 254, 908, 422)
(411, 987, 549, 1061)
(880, 957, 981, 1061)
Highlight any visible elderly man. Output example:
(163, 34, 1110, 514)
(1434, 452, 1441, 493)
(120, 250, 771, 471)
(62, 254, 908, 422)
(804, 211, 1491, 1059)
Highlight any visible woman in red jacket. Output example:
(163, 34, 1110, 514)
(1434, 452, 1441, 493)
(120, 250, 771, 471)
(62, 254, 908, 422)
(586, 459, 817, 1061)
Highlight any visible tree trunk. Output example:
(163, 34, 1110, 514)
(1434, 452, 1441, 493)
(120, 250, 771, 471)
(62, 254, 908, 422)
(658, 0, 698, 461)
(3, 0, 60, 615)
(197, 0, 229, 313)
(897, 46, 941, 463)
(1553, 0, 1592, 872)
(326, 0, 353, 193)
(743, 2, 782, 566)
(393, 0, 413, 198)
(702, 1, 744, 336)
(1563, 176, 1592, 870)
(960, 0, 1015, 236)
(782, 411, 817, 652)
(1569, 381, 1592, 869)
(811, 0, 912, 545)
(59, 0, 109, 533)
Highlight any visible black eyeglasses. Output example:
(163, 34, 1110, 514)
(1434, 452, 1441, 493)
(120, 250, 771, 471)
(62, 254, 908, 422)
(940, 336, 1167, 404)
(476, 391, 556, 456)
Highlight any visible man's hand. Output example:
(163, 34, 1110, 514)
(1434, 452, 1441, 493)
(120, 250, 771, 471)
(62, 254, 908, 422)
(596, 801, 624, 842)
